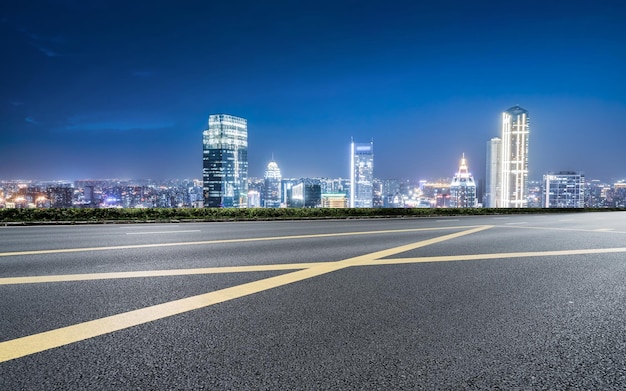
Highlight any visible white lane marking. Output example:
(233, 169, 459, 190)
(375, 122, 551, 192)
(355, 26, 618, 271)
(506, 222, 528, 225)
(559, 219, 574, 222)
(436, 219, 459, 222)
(125, 230, 201, 235)
(120, 225, 180, 229)
(492, 217, 510, 220)
(501, 225, 626, 234)
(594, 228, 614, 232)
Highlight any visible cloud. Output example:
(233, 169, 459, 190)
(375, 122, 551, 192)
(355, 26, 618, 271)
(63, 112, 174, 133)
(65, 122, 173, 132)
(16, 26, 65, 57)
(37, 46, 60, 57)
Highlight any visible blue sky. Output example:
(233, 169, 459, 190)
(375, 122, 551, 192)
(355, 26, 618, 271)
(2, 0, 625, 182)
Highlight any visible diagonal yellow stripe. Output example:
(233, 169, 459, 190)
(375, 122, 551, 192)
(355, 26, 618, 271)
(0, 226, 478, 257)
(6, 241, 622, 286)
(0, 225, 491, 362)
(0, 226, 492, 285)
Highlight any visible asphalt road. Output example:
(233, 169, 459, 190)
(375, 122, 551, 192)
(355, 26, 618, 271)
(1, 212, 626, 390)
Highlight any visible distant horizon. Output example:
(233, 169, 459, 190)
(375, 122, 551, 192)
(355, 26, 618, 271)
(2, 170, 625, 185)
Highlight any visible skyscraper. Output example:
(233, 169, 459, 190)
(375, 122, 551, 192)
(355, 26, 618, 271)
(450, 154, 477, 208)
(542, 171, 585, 208)
(499, 105, 530, 208)
(484, 137, 501, 208)
(289, 179, 322, 208)
(263, 159, 282, 208)
(202, 114, 248, 208)
(350, 140, 374, 208)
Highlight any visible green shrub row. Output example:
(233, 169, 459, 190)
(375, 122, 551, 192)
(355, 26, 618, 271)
(0, 207, 622, 224)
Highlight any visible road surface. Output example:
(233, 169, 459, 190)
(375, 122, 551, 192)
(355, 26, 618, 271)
(1, 212, 626, 389)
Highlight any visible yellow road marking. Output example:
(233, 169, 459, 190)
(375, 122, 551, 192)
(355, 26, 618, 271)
(4, 231, 626, 286)
(0, 226, 478, 257)
(355, 246, 626, 266)
(0, 225, 490, 362)
(0, 264, 320, 285)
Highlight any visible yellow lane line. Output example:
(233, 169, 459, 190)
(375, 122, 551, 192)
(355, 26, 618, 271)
(0, 226, 478, 257)
(5, 243, 623, 286)
(0, 264, 322, 285)
(341, 225, 494, 265)
(0, 225, 490, 362)
(0, 226, 492, 285)
(354, 246, 626, 266)
(5, 229, 622, 286)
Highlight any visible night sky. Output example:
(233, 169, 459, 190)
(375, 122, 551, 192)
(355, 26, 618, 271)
(2, 0, 625, 182)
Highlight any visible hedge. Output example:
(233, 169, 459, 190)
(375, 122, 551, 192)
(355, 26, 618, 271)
(0, 207, 623, 224)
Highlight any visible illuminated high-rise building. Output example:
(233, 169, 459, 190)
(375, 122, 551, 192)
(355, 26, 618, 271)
(288, 179, 321, 208)
(263, 159, 282, 208)
(499, 105, 530, 208)
(202, 114, 248, 208)
(450, 154, 477, 208)
(542, 171, 585, 208)
(350, 140, 374, 208)
(247, 190, 261, 208)
(484, 137, 501, 208)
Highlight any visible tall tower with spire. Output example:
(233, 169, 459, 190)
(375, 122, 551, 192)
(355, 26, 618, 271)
(450, 154, 477, 208)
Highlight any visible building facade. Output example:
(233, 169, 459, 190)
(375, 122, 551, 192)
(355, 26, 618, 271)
(263, 160, 282, 208)
(288, 180, 321, 208)
(247, 190, 261, 208)
(499, 105, 530, 208)
(321, 193, 348, 208)
(542, 171, 585, 208)
(202, 114, 248, 208)
(350, 140, 374, 208)
(484, 137, 501, 208)
(450, 154, 477, 208)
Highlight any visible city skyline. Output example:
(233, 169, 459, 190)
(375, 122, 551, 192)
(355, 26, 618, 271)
(2, 1, 625, 182)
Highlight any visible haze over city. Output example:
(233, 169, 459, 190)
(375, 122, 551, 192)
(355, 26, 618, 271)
(2, 1, 625, 181)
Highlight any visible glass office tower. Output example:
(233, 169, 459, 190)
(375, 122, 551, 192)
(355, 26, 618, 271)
(203, 114, 248, 208)
(263, 160, 282, 208)
(543, 171, 585, 208)
(350, 140, 374, 208)
(499, 105, 529, 208)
